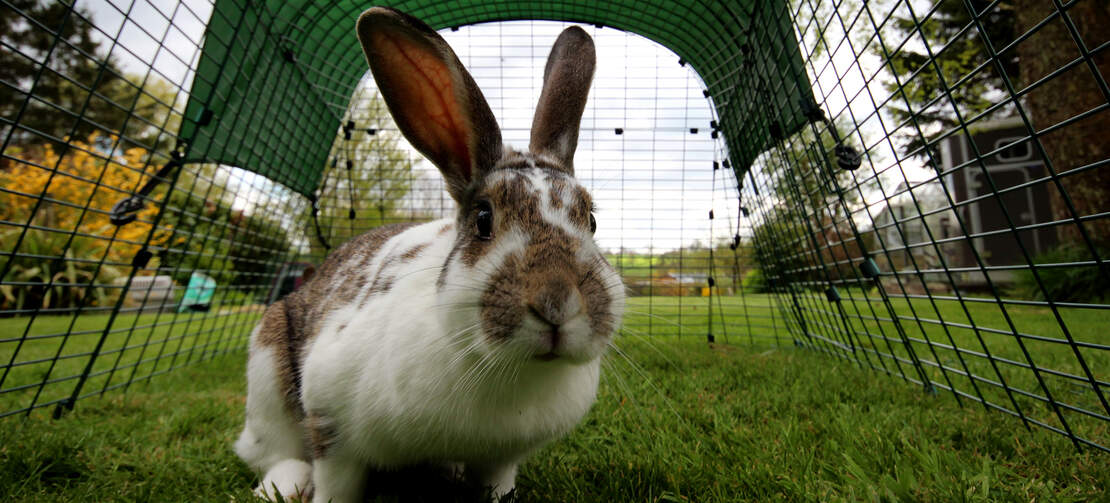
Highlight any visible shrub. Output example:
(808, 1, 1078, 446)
(1010, 244, 1110, 303)
(0, 136, 171, 311)
(742, 269, 771, 293)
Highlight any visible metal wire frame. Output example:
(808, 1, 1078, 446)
(1, 0, 1105, 455)
(733, 0, 1108, 452)
(0, 0, 304, 418)
(0, 2, 784, 421)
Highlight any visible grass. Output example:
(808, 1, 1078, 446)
(755, 290, 1110, 449)
(0, 308, 263, 417)
(0, 296, 1107, 501)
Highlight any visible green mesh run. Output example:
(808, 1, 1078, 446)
(3, 0, 1107, 455)
(179, 0, 814, 197)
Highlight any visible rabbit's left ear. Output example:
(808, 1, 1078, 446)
(530, 26, 596, 174)
(357, 7, 502, 202)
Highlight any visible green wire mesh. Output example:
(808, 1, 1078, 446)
(1, 0, 1107, 454)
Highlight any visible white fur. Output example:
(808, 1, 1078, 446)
(254, 459, 312, 500)
(238, 195, 625, 503)
(235, 341, 311, 499)
(288, 219, 617, 502)
(240, 15, 622, 501)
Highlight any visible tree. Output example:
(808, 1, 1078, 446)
(306, 88, 424, 256)
(880, 0, 1109, 245)
(605, 238, 751, 297)
(1, 2, 182, 157)
(227, 207, 294, 287)
(155, 164, 294, 291)
(747, 118, 872, 290)
(881, 0, 1018, 156)
(1011, 0, 1110, 246)
(1, 1, 126, 147)
(751, 209, 813, 291)
(112, 73, 184, 154)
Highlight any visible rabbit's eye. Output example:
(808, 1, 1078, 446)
(476, 201, 493, 240)
(589, 213, 597, 234)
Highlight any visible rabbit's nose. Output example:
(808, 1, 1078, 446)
(528, 283, 583, 328)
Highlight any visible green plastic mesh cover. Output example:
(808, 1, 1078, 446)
(180, 0, 814, 197)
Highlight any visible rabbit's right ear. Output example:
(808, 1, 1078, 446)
(357, 7, 502, 202)
(530, 26, 595, 174)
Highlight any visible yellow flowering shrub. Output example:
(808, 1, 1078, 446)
(0, 136, 172, 309)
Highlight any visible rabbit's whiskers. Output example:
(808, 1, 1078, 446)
(616, 327, 681, 370)
(602, 339, 697, 438)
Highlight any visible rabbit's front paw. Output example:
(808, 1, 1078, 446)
(254, 458, 312, 501)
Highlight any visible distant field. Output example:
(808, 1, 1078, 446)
(3, 294, 1106, 443)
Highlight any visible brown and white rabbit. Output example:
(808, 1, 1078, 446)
(234, 7, 625, 502)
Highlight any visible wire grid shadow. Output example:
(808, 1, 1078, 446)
(0, 0, 1107, 453)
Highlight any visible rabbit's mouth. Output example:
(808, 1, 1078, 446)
(534, 351, 560, 361)
(511, 308, 604, 364)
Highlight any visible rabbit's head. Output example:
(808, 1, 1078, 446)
(357, 7, 624, 364)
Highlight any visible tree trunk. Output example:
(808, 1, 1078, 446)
(1013, 0, 1110, 247)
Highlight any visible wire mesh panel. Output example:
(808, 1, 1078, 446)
(742, 0, 1109, 452)
(0, 2, 784, 420)
(0, 0, 297, 418)
(1, 0, 1106, 454)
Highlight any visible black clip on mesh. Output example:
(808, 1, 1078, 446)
(109, 152, 184, 226)
(798, 99, 861, 171)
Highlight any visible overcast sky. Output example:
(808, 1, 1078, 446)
(78, 0, 926, 253)
(336, 21, 731, 253)
(440, 22, 728, 252)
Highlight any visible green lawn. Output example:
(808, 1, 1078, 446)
(0, 295, 1107, 501)
(748, 290, 1110, 450)
(0, 308, 263, 417)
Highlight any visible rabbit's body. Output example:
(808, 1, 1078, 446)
(237, 7, 622, 502)
(238, 213, 604, 500)
(304, 223, 600, 460)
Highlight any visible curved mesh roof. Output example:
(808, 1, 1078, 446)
(179, 1, 814, 197)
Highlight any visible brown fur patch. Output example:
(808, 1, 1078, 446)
(400, 243, 429, 261)
(569, 185, 591, 230)
(457, 172, 545, 268)
(540, 167, 590, 230)
(251, 300, 303, 416)
(546, 173, 569, 209)
(362, 241, 431, 300)
(494, 150, 531, 171)
(480, 224, 589, 340)
(253, 222, 417, 416)
(436, 246, 459, 291)
(522, 226, 580, 321)
(481, 255, 525, 340)
(457, 237, 488, 269)
(304, 412, 338, 459)
(367, 275, 395, 298)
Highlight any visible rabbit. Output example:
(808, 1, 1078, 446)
(233, 6, 625, 502)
